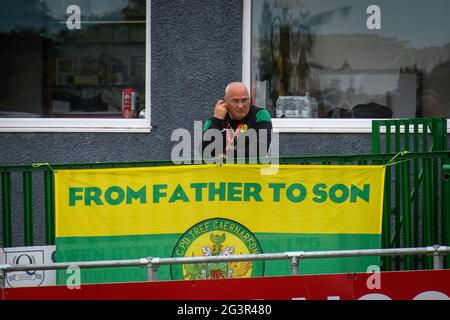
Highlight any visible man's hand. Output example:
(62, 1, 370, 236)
(214, 100, 228, 120)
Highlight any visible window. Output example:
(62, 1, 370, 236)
(244, 0, 450, 132)
(0, 0, 150, 132)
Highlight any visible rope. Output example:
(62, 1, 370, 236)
(32, 163, 55, 171)
(385, 151, 410, 167)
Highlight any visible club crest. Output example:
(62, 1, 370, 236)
(171, 218, 264, 280)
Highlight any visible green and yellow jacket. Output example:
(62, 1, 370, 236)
(202, 105, 272, 161)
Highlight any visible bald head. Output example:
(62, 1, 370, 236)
(225, 82, 249, 99)
(224, 82, 250, 120)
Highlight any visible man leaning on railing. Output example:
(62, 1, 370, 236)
(201, 82, 273, 162)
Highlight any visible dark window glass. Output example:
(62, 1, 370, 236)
(0, 0, 146, 118)
(251, 0, 450, 119)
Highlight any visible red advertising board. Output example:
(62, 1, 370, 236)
(2, 270, 449, 300)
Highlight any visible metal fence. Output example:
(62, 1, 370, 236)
(372, 118, 449, 270)
(1, 118, 449, 272)
(1, 245, 449, 288)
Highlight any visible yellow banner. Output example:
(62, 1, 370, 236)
(55, 164, 385, 237)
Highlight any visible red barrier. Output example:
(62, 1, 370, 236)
(3, 270, 449, 300)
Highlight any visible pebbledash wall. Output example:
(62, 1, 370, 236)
(0, 0, 448, 247)
(0, 0, 374, 165)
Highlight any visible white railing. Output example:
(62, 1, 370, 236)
(0, 245, 449, 287)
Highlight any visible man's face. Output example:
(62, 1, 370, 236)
(225, 85, 250, 120)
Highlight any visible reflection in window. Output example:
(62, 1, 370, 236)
(251, 0, 450, 119)
(0, 0, 146, 118)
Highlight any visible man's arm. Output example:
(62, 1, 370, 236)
(254, 109, 273, 159)
(201, 100, 228, 159)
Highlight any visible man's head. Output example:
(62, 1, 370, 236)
(224, 82, 250, 120)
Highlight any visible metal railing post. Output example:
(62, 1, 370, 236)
(371, 120, 381, 154)
(0, 268, 5, 301)
(291, 257, 299, 276)
(443, 165, 450, 269)
(412, 120, 420, 269)
(423, 158, 433, 269)
(0, 268, 5, 289)
(44, 171, 55, 246)
(146, 258, 158, 282)
(432, 253, 441, 270)
(382, 169, 392, 271)
(1, 172, 12, 247)
(401, 160, 413, 270)
(23, 171, 33, 246)
(432, 245, 442, 270)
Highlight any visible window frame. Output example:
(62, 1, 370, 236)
(242, 0, 450, 133)
(0, 0, 151, 133)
